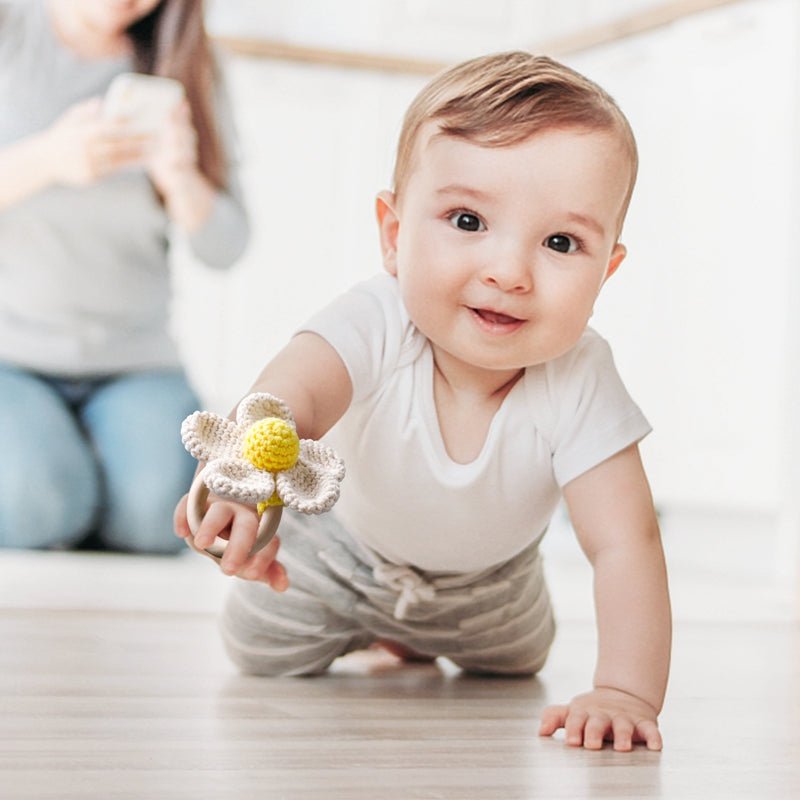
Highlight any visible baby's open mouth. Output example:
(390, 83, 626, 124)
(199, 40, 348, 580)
(471, 307, 524, 325)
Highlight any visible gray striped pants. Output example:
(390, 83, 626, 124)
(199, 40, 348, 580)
(219, 510, 556, 677)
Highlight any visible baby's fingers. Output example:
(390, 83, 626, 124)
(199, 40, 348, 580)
(173, 494, 191, 539)
(193, 501, 234, 550)
(583, 714, 611, 750)
(219, 509, 259, 575)
(539, 693, 663, 751)
(634, 719, 663, 751)
(236, 535, 288, 591)
(564, 709, 590, 748)
(538, 705, 568, 737)
(265, 559, 289, 592)
(541, 704, 599, 747)
(611, 716, 635, 752)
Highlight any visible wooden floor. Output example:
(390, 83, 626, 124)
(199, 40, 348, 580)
(2, 511, 799, 799)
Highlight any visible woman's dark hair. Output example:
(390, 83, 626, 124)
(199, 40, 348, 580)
(128, 0, 226, 188)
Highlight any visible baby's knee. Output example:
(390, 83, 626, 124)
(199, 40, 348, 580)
(220, 619, 340, 677)
(449, 655, 547, 678)
(448, 615, 556, 678)
(222, 638, 330, 678)
(219, 588, 351, 677)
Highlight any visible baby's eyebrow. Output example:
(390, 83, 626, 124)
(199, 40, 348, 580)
(435, 184, 493, 202)
(566, 212, 606, 238)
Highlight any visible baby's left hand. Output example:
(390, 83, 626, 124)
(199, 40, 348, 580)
(539, 687, 662, 751)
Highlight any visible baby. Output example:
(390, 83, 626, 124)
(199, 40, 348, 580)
(175, 51, 671, 752)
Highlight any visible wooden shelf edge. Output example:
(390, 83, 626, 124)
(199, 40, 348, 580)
(213, 0, 749, 75)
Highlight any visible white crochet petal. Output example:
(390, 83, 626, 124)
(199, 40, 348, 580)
(276, 440, 345, 514)
(300, 440, 346, 481)
(236, 393, 296, 429)
(203, 458, 276, 505)
(181, 412, 243, 462)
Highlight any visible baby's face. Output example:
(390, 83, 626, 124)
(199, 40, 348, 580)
(381, 125, 631, 382)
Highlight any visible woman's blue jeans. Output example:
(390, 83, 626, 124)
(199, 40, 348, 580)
(0, 363, 199, 554)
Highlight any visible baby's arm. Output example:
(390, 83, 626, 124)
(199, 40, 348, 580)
(539, 443, 671, 751)
(246, 331, 352, 441)
(174, 331, 352, 582)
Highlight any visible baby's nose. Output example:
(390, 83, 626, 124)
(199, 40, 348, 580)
(480, 251, 533, 293)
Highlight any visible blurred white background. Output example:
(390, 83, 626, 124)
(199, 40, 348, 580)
(168, 0, 800, 606)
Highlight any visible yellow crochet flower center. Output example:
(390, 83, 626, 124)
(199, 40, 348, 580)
(242, 418, 300, 473)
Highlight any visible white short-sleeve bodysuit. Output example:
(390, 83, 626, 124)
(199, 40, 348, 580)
(300, 273, 651, 574)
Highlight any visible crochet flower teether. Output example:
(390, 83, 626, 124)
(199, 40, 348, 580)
(180, 392, 345, 565)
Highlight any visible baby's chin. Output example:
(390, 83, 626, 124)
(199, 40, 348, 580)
(468, 346, 574, 372)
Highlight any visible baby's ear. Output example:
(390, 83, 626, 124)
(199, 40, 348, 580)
(604, 242, 627, 282)
(375, 191, 399, 276)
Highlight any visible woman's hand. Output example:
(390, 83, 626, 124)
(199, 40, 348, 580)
(539, 687, 663, 751)
(145, 99, 215, 230)
(145, 100, 200, 197)
(173, 494, 289, 591)
(44, 97, 151, 186)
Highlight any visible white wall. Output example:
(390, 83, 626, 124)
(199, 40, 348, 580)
(172, 60, 425, 411)
(570, 0, 799, 513)
(175, 0, 800, 556)
(206, 0, 676, 63)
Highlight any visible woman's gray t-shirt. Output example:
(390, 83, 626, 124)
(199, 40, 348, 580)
(0, 0, 249, 376)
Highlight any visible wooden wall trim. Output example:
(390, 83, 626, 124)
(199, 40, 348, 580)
(539, 0, 747, 55)
(212, 36, 447, 76)
(214, 0, 748, 75)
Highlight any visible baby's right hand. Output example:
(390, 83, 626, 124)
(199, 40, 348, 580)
(173, 494, 289, 591)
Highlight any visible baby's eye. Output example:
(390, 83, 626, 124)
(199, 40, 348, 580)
(448, 211, 485, 232)
(545, 234, 579, 254)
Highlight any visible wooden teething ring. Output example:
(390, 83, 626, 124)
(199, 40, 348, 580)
(185, 468, 282, 565)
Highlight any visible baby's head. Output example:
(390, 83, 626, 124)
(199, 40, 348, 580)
(392, 51, 637, 231)
(377, 52, 639, 374)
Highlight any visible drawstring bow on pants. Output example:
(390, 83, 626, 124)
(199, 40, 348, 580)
(372, 563, 436, 620)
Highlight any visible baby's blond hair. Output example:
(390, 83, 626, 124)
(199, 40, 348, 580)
(393, 51, 638, 228)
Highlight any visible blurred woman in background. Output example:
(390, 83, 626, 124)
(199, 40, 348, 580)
(0, 0, 249, 553)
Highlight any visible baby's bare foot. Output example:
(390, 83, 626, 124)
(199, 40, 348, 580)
(372, 640, 436, 663)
